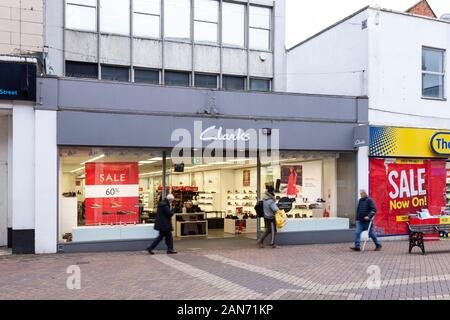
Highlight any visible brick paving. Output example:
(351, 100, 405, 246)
(2, 240, 450, 300)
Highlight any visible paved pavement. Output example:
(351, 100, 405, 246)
(2, 240, 450, 300)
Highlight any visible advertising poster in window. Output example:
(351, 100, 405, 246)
(85, 162, 140, 225)
(280, 164, 302, 197)
(369, 159, 446, 235)
(243, 169, 251, 187)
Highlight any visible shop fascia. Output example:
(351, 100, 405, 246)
(170, 121, 279, 165)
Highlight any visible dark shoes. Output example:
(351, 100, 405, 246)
(256, 239, 264, 248)
(350, 247, 361, 252)
(167, 250, 178, 254)
(146, 248, 155, 255)
(375, 245, 382, 251)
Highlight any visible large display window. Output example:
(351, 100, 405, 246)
(59, 147, 356, 244)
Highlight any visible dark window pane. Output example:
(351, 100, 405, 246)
(250, 79, 270, 92)
(101, 65, 129, 82)
(422, 74, 444, 98)
(195, 74, 217, 88)
(135, 69, 159, 84)
(165, 71, 190, 87)
(222, 75, 245, 90)
(422, 48, 444, 73)
(65, 61, 98, 79)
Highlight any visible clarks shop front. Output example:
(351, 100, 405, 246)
(40, 77, 368, 253)
(369, 126, 450, 237)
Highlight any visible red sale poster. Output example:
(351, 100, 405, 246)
(85, 162, 140, 226)
(370, 159, 446, 235)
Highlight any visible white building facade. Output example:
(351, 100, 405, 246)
(287, 7, 450, 236)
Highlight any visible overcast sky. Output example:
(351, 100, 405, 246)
(286, 0, 449, 49)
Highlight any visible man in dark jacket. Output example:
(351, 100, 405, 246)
(147, 194, 177, 255)
(351, 189, 382, 252)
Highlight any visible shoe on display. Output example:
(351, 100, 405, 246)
(374, 245, 382, 251)
(350, 247, 361, 252)
(167, 250, 178, 254)
(91, 203, 102, 209)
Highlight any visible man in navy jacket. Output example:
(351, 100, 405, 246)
(351, 189, 382, 252)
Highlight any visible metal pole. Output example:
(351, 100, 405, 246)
(162, 150, 167, 199)
(257, 150, 261, 239)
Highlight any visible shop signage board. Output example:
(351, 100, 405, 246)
(370, 127, 450, 158)
(0, 62, 36, 101)
(85, 162, 140, 225)
(370, 159, 446, 235)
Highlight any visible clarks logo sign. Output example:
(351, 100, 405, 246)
(430, 132, 450, 156)
(199, 126, 251, 142)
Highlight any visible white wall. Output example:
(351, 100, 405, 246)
(287, 10, 369, 96)
(368, 10, 450, 128)
(0, 116, 8, 246)
(35, 110, 57, 254)
(12, 106, 35, 230)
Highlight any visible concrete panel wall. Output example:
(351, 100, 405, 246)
(100, 35, 131, 66)
(45, 0, 64, 76)
(164, 41, 192, 71)
(194, 45, 220, 74)
(133, 39, 162, 69)
(65, 31, 98, 63)
(249, 51, 273, 78)
(222, 48, 247, 75)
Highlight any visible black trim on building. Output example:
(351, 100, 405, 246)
(12, 229, 35, 254)
(7, 227, 12, 248)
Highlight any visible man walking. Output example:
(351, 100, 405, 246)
(351, 189, 382, 252)
(147, 193, 177, 255)
(257, 186, 280, 248)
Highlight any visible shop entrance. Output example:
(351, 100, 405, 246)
(58, 147, 356, 249)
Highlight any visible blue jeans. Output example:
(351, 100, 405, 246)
(355, 221, 380, 248)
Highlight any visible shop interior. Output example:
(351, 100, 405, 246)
(59, 147, 355, 244)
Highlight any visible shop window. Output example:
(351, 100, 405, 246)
(194, 73, 218, 89)
(134, 68, 160, 84)
(222, 75, 246, 91)
(222, 2, 245, 47)
(250, 78, 271, 92)
(422, 47, 445, 99)
(65, 61, 98, 79)
(66, 0, 97, 31)
(165, 71, 190, 87)
(58, 147, 166, 244)
(249, 6, 271, 51)
(194, 0, 219, 44)
(100, 0, 130, 35)
(133, 0, 160, 38)
(101, 65, 130, 82)
(164, 0, 191, 40)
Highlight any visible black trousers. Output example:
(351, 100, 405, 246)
(260, 218, 277, 245)
(148, 231, 174, 251)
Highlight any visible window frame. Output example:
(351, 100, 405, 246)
(221, 1, 246, 49)
(421, 46, 446, 100)
(65, 60, 99, 79)
(194, 73, 219, 89)
(133, 67, 161, 85)
(99, 0, 131, 36)
(249, 77, 271, 92)
(222, 74, 246, 91)
(164, 70, 191, 87)
(164, 0, 192, 41)
(100, 64, 131, 82)
(248, 4, 272, 51)
(65, 0, 98, 32)
(194, 0, 219, 44)
(132, 0, 161, 39)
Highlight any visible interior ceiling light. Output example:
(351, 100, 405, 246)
(80, 154, 105, 165)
